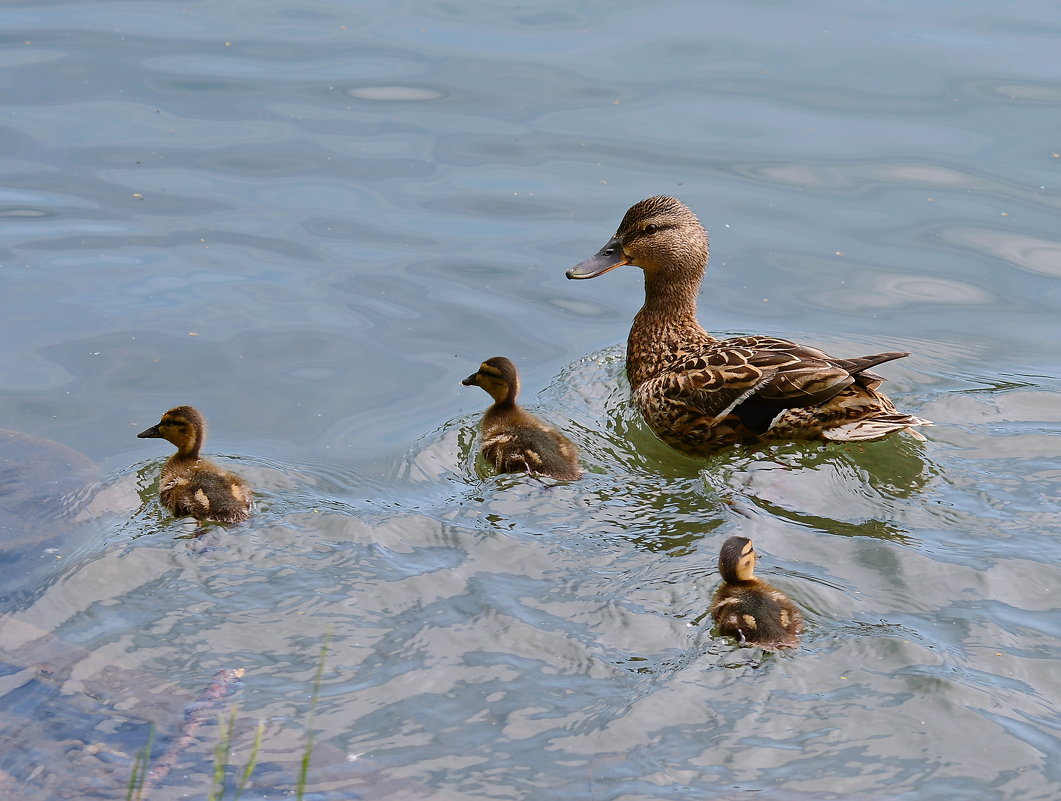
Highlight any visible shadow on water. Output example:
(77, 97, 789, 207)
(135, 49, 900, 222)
(0, 430, 102, 605)
(698, 435, 934, 545)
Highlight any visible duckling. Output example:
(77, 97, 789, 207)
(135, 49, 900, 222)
(462, 357, 583, 481)
(566, 196, 930, 454)
(710, 536, 802, 650)
(137, 406, 252, 525)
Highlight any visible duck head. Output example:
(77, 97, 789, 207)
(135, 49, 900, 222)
(566, 196, 709, 288)
(718, 535, 757, 583)
(138, 405, 206, 458)
(462, 357, 520, 406)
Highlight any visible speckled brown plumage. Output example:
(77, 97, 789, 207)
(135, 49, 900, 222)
(567, 195, 930, 454)
(710, 536, 802, 650)
(137, 405, 252, 524)
(462, 357, 583, 481)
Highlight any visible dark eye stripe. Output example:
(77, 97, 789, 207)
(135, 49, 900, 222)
(633, 222, 673, 238)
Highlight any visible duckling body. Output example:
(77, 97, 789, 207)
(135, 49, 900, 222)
(710, 536, 802, 650)
(462, 357, 583, 481)
(137, 406, 252, 524)
(567, 196, 930, 453)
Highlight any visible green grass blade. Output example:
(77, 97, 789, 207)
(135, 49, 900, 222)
(126, 725, 154, 801)
(234, 719, 265, 801)
(296, 631, 331, 801)
(209, 707, 237, 801)
(124, 751, 143, 801)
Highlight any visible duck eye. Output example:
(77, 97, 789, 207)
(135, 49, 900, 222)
(644, 224, 658, 235)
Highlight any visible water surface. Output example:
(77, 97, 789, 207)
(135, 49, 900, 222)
(1, 1, 1059, 799)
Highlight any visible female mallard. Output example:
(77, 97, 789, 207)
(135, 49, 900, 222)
(137, 406, 252, 524)
(566, 196, 930, 453)
(710, 536, 802, 650)
(462, 357, 583, 481)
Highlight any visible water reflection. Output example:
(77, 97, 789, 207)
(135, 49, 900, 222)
(732, 157, 1061, 213)
(937, 225, 1061, 278)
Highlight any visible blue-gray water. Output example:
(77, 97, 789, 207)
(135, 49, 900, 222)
(1, 1, 1059, 799)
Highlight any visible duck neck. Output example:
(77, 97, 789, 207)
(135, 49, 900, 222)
(497, 379, 519, 407)
(489, 396, 516, 412)
(173, 435, 203, 462)
(170, 448, 201, 464)
(485, 383, 518, 416)
(626, 271, 716, 388)
(483, 398, 520, 429)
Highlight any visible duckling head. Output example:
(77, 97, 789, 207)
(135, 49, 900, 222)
(566, 196, 709, 290)
(138, 405, 206, 458)
(462, 357, 520, 406)
(718, 535, 757, 583)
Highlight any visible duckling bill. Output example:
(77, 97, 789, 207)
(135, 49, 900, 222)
(138, 405, 252, 525)
(462, 357, 583, 481)
(567, 195, 930, 452)
(710, 536, 802, 650)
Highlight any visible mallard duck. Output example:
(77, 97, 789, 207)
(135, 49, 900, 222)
(137, 406, 252, 524)
(566, 196, 930, 453)
(710, 535, 802, 649)
(462, 357, 583, 481)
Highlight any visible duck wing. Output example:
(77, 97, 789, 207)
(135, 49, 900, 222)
(663, 337, 909, 436)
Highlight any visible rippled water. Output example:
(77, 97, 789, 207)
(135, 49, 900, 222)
(1, 1, 1059, 799)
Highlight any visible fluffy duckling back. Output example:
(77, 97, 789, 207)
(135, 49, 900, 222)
(567, 195, 930, 452)
(137, 405, 252, 524)
(462, 357, 583, 481)
(710, 536, 802, 650)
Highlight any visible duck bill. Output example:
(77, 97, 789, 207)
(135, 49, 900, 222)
(461, 374, 479, 387)
(565, 237, 629, 279)
(137, 424, 163, 438)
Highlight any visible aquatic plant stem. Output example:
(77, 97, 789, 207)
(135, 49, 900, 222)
(208, 708, 236, 801)
(125, 726, 154, 801)
(297, 630, 331, 800)
(234, 719, 265, 801)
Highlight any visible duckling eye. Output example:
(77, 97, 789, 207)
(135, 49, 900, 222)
(643, 224, 658, 235)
